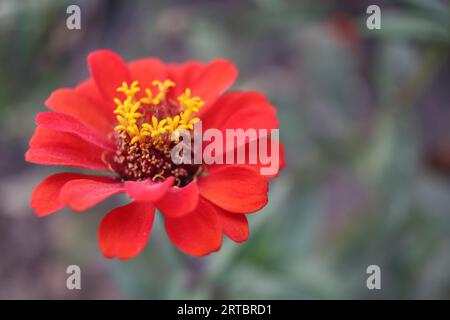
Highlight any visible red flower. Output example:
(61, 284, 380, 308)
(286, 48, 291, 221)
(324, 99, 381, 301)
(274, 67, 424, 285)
(26, 50, 284, 259)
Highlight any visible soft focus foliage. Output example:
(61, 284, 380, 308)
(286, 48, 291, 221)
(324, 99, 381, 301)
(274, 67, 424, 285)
(0, 0, 449, 299)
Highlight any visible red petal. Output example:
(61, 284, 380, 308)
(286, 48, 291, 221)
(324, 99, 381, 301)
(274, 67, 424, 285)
(88, 49, 131, 102)
(31, 172, 101, 216)
(60, 177, 124, 211)
(279, 141, 286, 170)
(201, 92, 279, 173)
(26, 128, 109, 171)
(155, 180, 199, 218)
(36, 112, 114, 150)
(128, 58, 167, 99)
(45, 88, 113, 136)
(99, 202, 155, 259)
(215, 205, 249, 243)
(191, 59, 238, 110)
(209, 138, 285, 178)
(165, 197, 222, 257)
(202, 91, 277, 132)
(198, 166, 268, 213)
(222, 105, 278, 133)
(167, 61, 205, 99)
(75, 79, 107, 106)
(200, 92, 240, 130)
(125, 177, 174, 202)
(202, 92, 278, 148)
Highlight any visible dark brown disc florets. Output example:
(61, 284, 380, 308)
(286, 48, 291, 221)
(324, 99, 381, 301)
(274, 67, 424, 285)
(113, 132, 201, 187)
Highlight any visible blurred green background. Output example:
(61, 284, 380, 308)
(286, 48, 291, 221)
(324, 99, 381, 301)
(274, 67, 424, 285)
(0, 0, 449, 299)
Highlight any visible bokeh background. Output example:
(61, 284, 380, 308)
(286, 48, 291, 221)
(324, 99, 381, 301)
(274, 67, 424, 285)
(0, 0, 449, 299)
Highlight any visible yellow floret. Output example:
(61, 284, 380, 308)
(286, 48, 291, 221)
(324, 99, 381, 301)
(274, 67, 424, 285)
(113, 80, 204, 144)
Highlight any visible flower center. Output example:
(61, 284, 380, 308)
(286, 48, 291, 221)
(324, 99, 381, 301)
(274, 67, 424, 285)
(111, 80, 203, 186)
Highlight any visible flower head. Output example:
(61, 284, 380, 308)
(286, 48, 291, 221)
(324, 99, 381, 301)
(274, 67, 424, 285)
(26, 50, 284, 259)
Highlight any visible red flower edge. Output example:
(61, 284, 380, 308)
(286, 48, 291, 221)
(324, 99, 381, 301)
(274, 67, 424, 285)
(26, 49, 285, 259)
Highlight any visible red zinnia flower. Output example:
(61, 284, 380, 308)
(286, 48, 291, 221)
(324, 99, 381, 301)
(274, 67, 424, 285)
(26, 50, 284, 259)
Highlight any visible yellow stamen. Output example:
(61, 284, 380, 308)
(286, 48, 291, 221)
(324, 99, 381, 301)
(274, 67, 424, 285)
(140, 80, 175, 106)
(178, 88, 204, 112)
(113, 80, 204, 144)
